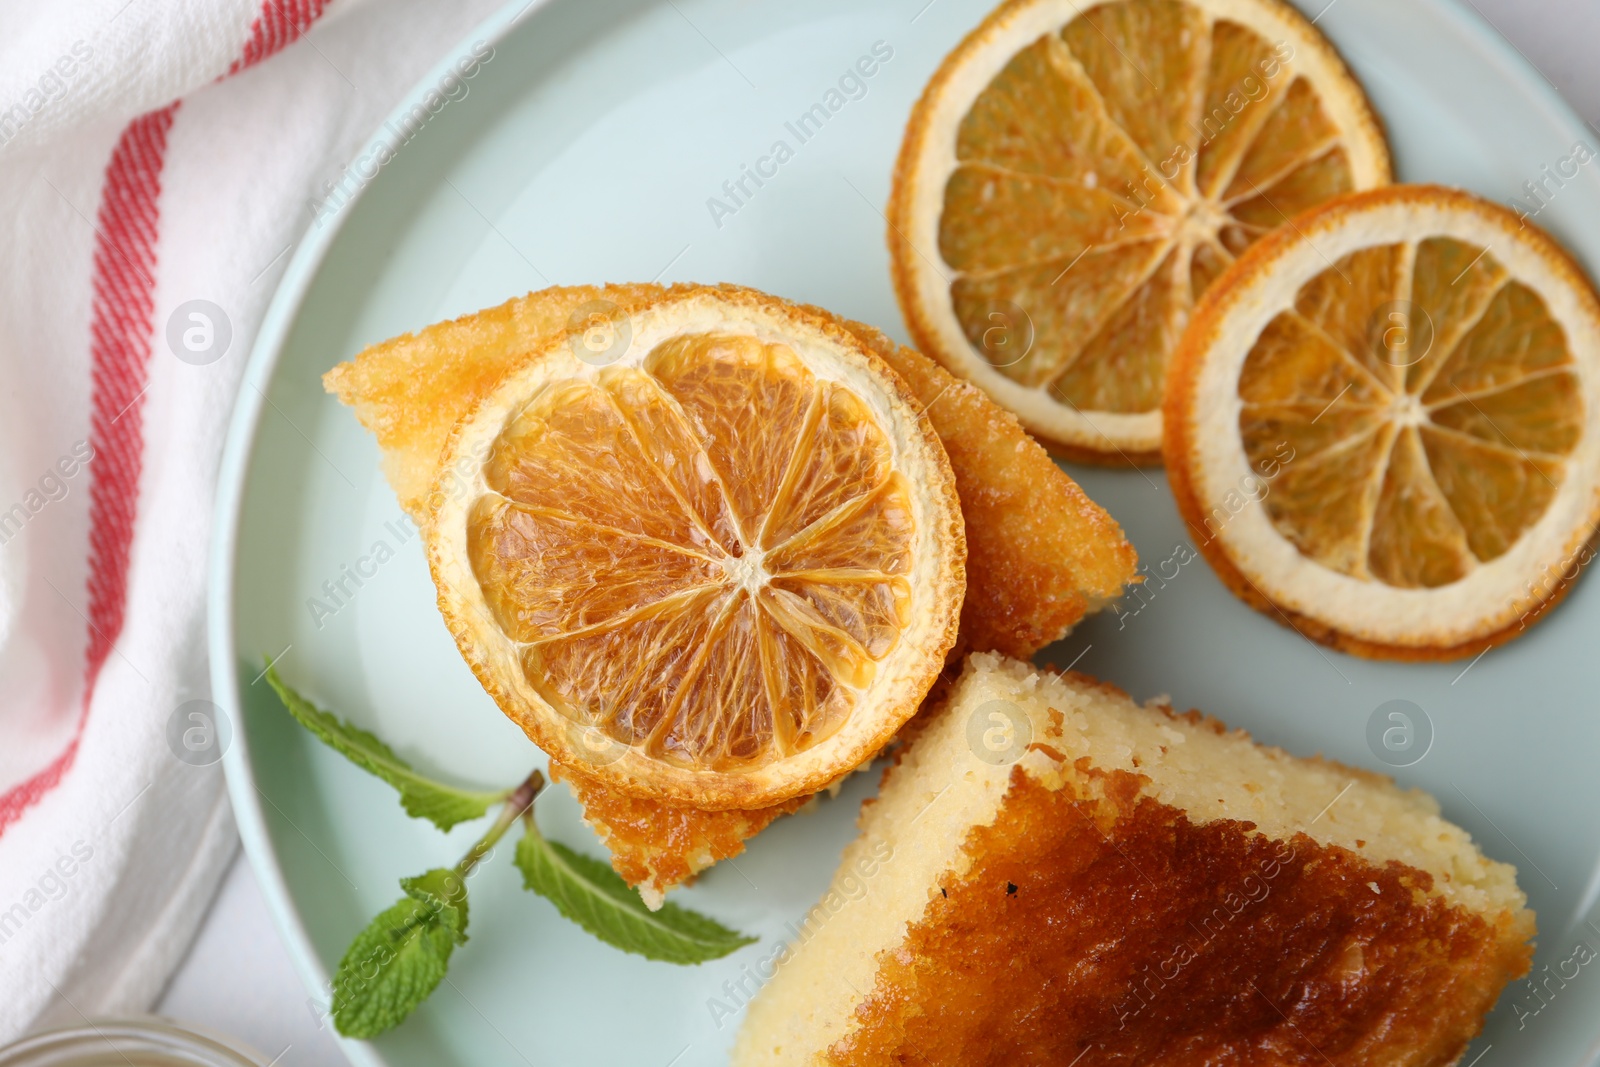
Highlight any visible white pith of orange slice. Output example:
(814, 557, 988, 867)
(889, 0, 1391, 462)
(1164, 185, 1600, 660)
(426, 287, 966, 809)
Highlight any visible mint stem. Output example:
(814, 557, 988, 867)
(454, 769, 544, 879)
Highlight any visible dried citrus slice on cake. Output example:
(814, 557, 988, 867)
(889, 0, 1391, 461)
(1165, 185, 1600, 660)
(427, 287, 966, 808)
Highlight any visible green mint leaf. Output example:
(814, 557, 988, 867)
(514, 820, 755, 964)
(330, 868, 469, 1038)
(400, 868, 471, 945)
(264, 662, 504, 830)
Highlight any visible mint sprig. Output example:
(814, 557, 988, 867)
(327, 774, 531, 1038)
(264, 663, 505, 830)
(264, 664, 755, 1038)
(330, 868, 469, 1038)
(516, 818, 755, 964)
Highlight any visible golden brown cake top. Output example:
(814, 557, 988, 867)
(833, 763, 1533, 1066)
(732, 655, 1533, 1067)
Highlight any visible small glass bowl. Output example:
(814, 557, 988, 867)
(0, 1017, 264, 1067)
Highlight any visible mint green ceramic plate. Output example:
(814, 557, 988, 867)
(211, 1, 1600, 1063)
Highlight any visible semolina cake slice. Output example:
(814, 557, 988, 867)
(549, 761, 809, 907)
(325, 284, 1136, 906)
(734, 653, 1535, 1066)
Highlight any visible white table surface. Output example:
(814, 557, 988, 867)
(154, 1, 1600, 1064)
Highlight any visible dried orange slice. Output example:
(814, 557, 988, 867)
(889, 0, 1391, 461)
(1165, 185, 1600, 660)
(426, 287, 965, 808)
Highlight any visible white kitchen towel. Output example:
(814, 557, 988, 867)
(0, 0, 508, 1038)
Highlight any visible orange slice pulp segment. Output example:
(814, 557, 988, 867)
(466, 335, 918, 771)
(1240, 237, 1580, 588)
(890, 0, 1391, 457)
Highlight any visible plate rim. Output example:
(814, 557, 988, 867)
(204, 0, 1600, 1063)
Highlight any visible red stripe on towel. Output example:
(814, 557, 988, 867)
(0, 103, 178, 834)
(230, 0, 333, 75)
(0, 0, 336, 838)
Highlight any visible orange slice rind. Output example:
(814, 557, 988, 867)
(1165, 185, 1600, 659)
(889, 0, 1391, 460)
(426, 287, 966, 808)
